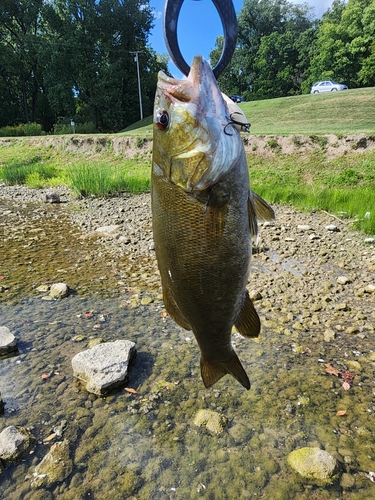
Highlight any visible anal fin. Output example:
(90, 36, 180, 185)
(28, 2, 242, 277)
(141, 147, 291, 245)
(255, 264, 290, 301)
(235, 290, 261, 338)
(200, 352, 250, 390)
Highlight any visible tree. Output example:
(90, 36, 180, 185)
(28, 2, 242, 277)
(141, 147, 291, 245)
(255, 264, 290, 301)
(0, 0, 167, 131)
(308, 0, 375, 88)
(210, 0, 317, 100)
(0, 0, 45, 125)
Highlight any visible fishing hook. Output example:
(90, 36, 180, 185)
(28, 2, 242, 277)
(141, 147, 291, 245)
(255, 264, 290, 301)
(163, 0, 238, 79)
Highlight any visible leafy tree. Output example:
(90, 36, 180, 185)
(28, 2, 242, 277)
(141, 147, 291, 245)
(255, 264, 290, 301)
(0, 0, 45, 125)
(308, 0, 375, 88)
(0, 0, 167, 132)
(210, 0, 316, 100)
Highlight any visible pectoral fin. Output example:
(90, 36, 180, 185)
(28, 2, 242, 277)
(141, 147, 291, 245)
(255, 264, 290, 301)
(162, 286, 191, 330)
(248, 190, 275, 241)
(235, 290, 261, 338)
(200, 352, 250, 390)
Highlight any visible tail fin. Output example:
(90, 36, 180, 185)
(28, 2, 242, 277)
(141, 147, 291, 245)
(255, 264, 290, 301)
(200, 352, 250, 390)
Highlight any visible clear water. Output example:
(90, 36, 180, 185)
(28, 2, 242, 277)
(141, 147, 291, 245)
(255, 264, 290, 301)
(1, 198, 375, 499)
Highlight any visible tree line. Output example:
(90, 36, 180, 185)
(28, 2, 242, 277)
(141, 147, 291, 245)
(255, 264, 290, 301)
(0, 0, 167, 132)
(210, 0, 375, 101)
(2, 0, 375, 132)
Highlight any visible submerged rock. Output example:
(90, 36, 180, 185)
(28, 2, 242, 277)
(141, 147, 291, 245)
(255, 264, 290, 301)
(0, 326, 18, 356)
(71, 339, 136, 395)
(31, 440, 72, 488)
(287, 447, 339, 485)
(0, 425, 35, 466)
(194, 409, 227, 435)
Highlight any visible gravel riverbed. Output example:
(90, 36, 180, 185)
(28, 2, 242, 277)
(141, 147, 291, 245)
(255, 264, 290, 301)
(1, 183, 375, 499)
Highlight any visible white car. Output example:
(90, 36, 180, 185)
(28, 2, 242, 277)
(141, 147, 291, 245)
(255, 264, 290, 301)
(310, 81, 348, 93)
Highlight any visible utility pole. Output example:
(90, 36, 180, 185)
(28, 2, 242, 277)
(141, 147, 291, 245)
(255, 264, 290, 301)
(129, 51, 143, 121)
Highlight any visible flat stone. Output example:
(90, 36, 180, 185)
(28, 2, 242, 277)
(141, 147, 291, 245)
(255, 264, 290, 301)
(50, 283, 69, 299)
(325, 225, 340, 232)
(287, 447, 338, 485)
(364, 238, 375, 244)
(297, 225, 312, 231)
(0, 326, 18, 356)
(71, 340, 136, 395)
(0, 426, 35, 465)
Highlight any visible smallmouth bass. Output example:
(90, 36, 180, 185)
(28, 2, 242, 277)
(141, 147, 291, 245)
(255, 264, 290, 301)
(151, 56, 274, 389)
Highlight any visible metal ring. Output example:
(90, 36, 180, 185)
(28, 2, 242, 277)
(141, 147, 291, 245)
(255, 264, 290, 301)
(163, 0, 238, 79)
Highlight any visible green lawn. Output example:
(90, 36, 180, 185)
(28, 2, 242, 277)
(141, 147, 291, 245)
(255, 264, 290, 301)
(1, 87, 374, 235)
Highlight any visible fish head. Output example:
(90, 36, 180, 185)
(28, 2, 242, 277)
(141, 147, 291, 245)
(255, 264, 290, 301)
(153, 56, 243, 192)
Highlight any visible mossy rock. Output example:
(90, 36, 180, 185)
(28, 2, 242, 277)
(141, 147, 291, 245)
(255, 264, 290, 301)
(151, 380, 178, 393)
(31, 440, 73, 488)
(287, 447, 339, 486)
(193, 409, 227, 435)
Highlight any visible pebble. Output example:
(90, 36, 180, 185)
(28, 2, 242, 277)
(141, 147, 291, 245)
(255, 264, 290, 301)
(337, 276, 351, 285)
(325, 225, 340, 232)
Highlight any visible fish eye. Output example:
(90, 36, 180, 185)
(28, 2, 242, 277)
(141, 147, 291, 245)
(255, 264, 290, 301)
(156, 110, 169, 130)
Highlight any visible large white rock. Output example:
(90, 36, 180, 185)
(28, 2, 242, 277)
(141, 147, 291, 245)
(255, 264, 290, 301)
(71, 340, 136, 395)
(0, 326, 18, 356)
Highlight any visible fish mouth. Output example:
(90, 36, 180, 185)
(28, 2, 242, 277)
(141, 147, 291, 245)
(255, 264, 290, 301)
(157, 56, 214, 104)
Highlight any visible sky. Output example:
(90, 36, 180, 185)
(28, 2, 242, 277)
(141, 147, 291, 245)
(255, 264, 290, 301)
(148, 0, 335, 78)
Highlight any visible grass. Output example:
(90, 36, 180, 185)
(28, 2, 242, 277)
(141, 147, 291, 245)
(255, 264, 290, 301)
(1, 86, 375, 235)
(0, 137, 151, 197)
(68, 160, 150, 197)
(248, 150, 375, 234)
(242, 87, 375, 135)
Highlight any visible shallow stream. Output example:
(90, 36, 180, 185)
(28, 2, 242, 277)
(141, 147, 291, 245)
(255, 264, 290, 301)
(1, 195, 375, 499)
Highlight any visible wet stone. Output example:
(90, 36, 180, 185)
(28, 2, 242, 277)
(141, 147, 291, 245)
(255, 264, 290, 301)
(71, 339, 136, 395)
(287, 447, 338, 485)
(340, 473, 355, 490)
(323, 329, 336, 342)
(193, 409, 227, 435)
(0, 425, 35, 466)
(0, 326, 18, 356)
(49, 283, 69, 299)
(30, 440, 73, 488)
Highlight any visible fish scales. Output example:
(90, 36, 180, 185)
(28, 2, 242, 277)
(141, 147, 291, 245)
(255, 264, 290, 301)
(151, 56, 274, 390)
